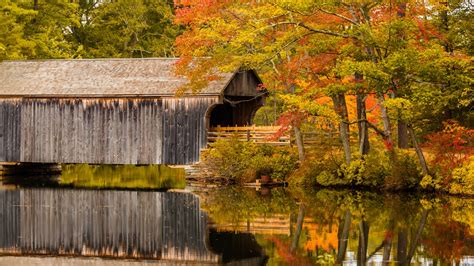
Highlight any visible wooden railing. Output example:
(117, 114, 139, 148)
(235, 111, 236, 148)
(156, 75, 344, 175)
(208, 125, 290, 146)
(208, 125, 343, 146)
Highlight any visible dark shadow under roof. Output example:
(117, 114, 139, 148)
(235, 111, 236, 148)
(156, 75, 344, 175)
(0, 58, 234, 97)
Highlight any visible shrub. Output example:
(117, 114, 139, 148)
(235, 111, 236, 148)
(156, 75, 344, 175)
(424, 120, 474, 183)
(385, 149, 423, 190)
(448, 158, 474, 196)
(200, 138, 299, 183)
(420, 174, 443, 191)
(292, 148, 422, 189)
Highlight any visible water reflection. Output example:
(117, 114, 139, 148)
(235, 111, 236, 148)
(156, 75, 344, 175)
(198, 187, 474, 265)
(0, 189, 218, 262)
(0, 170, 472, 265)
(1, 164, 186, 190)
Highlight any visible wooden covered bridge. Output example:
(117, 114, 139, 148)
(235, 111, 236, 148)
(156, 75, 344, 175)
(0, 58, 270, 165)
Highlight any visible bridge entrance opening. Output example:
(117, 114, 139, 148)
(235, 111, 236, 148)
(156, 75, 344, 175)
(208, 96, 264, 127)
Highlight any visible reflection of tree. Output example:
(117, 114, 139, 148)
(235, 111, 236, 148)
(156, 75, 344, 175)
(199, 187, 473, 265)
(382, 220, 394, 266)
(422, 204, 474, 264)
(336, 210, 351, 264)
(406, 210, 429, 264)
(291, 204, 305, 253)
(199, 187, 295, 228)
(357, 221, 370, 265)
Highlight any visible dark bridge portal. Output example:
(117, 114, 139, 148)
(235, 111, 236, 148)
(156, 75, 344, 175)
(208, 71, 266, 127)
(209, 97, 264, 127)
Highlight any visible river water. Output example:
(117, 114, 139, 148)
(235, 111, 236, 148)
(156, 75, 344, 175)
(0, 165, 472, 265)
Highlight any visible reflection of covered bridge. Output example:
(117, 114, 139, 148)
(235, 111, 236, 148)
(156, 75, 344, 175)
(0, 189, 266, 264)
(0, 189, 218, 261)
(0, 58, 266, 165)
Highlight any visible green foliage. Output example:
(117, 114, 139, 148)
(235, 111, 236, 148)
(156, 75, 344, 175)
(77, 0, 180, 58)
(420, 174, 443, 191)
(448, 159, 474, 196)
(0, 0, 180, 60)
(0, 1, 36, 60)
(201, 138, 298, 183)
(385, 149, 423, 190)
(293, 148, 422, 190)
(419, 157, 473, 196)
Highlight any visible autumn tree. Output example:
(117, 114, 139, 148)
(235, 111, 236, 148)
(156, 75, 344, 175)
(174, 0, 472, 178)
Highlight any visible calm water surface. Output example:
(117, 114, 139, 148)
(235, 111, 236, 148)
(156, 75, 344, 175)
(0, 165, 472, 265)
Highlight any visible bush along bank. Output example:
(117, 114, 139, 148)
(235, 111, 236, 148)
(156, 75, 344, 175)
(290, 146, 473, 196)
(199, 138, 473, 196)
(199, 137, 299, 184)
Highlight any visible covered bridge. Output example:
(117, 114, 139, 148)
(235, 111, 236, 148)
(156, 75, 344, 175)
(0, 58, 266, 165)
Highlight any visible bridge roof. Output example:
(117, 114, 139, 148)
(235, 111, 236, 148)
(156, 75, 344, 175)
(0, 58, 234, 97)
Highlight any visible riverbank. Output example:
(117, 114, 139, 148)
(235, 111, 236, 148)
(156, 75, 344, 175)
(193, 138, 474, 197)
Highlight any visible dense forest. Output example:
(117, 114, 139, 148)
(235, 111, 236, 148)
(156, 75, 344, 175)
(1, 0, 473, 194)
(0, 0, 179, 59)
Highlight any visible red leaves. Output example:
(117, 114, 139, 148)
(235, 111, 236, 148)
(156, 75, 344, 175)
(424, 120, 474, 181)
(383, 139, 394, 151)
(256, 83, 267, 92)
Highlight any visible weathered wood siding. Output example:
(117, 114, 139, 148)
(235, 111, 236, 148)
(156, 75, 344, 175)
(19, 98, 163, 164)
(224, 71, 262, 97)
(0, 189, 220, 262)
(0, 99, 21, 162)
(162, 97, 217, 165)
(0, 97, 218, 165)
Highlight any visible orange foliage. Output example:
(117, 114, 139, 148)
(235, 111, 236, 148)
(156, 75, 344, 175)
(267, 236, 313, 265)
(303, 222, 338, 253)
(174, 0, 226, 24)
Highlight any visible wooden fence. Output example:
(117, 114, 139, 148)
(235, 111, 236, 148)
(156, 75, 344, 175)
(208, 125, 341, 147)
(208, 126, 290, 146)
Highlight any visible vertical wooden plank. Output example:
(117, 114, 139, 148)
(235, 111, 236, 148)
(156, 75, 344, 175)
(0, 102, 5, 162)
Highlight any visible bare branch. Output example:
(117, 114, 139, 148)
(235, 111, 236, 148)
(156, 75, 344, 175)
(318, 8, 359, 25)
(298, 22, 352, 38)
(259, 21, 353, 38)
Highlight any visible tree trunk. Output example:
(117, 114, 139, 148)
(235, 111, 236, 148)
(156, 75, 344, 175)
(34, 0, 39, 10)
(378, 94, 393, 145)
(395, 1, 409, 149)
(407, 125, 429, 176)
(382, 220, 395, 265)
(336, 211, 351, 264)
(398, 120, 409, 148)
(406, 210, 429, 263)
(291, 204, 305, 253)
(357, 221, 370, 266)
(357, 94, 370, 155)
(293, 126, 305, 161)
(382, 233, 393, 265)
(332, 94, 351, 164)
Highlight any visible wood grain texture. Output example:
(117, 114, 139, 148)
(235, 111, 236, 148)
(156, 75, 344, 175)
(161, 97, 219, 165)
(17, 98, 164, 164)
(0, 99, 21, 162)
(0, 97, 218, 165)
